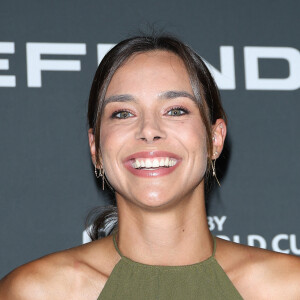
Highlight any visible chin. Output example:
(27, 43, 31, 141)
(132, 189, 179, 210)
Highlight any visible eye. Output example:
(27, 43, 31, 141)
(112, 110, 134, 119)
(166, 107, 189, 116)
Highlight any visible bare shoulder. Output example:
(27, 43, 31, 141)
(0, 235, 119, 300)
(215, 237, 300, 299)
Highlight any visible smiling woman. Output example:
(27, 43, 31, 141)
(86, 37, 227, 240)
(1, 35, 300, 300)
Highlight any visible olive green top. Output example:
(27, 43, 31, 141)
(98, 232, 243, 299)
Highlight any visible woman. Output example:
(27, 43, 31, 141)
(1, 35, 300, 299)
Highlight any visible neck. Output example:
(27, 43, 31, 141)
(115, 184, 213, 266)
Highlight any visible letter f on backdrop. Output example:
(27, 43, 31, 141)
(26, 43, 86, 87)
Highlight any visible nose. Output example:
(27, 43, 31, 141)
(135, 114, 167, 143)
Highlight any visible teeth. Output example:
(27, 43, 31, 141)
(145, 159, 151, 168)
(132, 157, 178, 169)
(153, 159, 159, 168)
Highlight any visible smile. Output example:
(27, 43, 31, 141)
(132, 157, 177, 169)
(123, 151, 181, 178)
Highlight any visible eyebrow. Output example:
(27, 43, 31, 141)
(103, 94, 136, 108)
(103, 90, 196, 108)
(158, 90, 196, 103)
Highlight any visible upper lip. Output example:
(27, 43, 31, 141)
(123, 151, 182, 162)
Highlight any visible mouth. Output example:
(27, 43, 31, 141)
(132, 157, 178, 169)
(123, 151, 181, 178)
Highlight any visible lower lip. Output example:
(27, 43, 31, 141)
(124, 161, 181, 178)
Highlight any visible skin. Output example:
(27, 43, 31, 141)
(1, 50, 300, 300)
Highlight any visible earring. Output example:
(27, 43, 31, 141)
(94, 164, 105, 190)
(94, 164, 100, 178)
(212, 152, 221, 187)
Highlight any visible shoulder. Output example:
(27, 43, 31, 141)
(216, 237, 300, 299)
(0, 235, 119, 300)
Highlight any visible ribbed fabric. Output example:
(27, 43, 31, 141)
(98, 232, 243, 299)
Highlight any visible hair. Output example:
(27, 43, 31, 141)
(86, 34, 227, 240)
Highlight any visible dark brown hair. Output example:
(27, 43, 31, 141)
(87, 34, 227, 240)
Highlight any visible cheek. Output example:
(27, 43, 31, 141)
(100, 125, 126, 152)
(183, 123, 208, 172)
(193, 134, 208, 168)
(99, 125, 129, 175)
(182, 122, 207, 152)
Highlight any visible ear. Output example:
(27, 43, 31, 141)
(211, 119, 227, 159)
(88, 128, 98, 167)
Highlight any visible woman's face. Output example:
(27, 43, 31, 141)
(99, 50, 208, 208)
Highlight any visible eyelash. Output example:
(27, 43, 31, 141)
(165, 106, 190, 116)
(111, 109, 135, 119)
(110, 106, 190, 119)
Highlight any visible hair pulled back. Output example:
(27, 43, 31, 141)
(87, 34, 227, 240)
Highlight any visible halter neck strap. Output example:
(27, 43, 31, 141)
(211, 235, 217, 257)
(112, 230, 123, 258)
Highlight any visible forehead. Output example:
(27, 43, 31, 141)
(106, 50, 193, 96)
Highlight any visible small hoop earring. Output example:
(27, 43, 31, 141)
(94, 164, 105, 190)
(212, 159, 221, 187)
